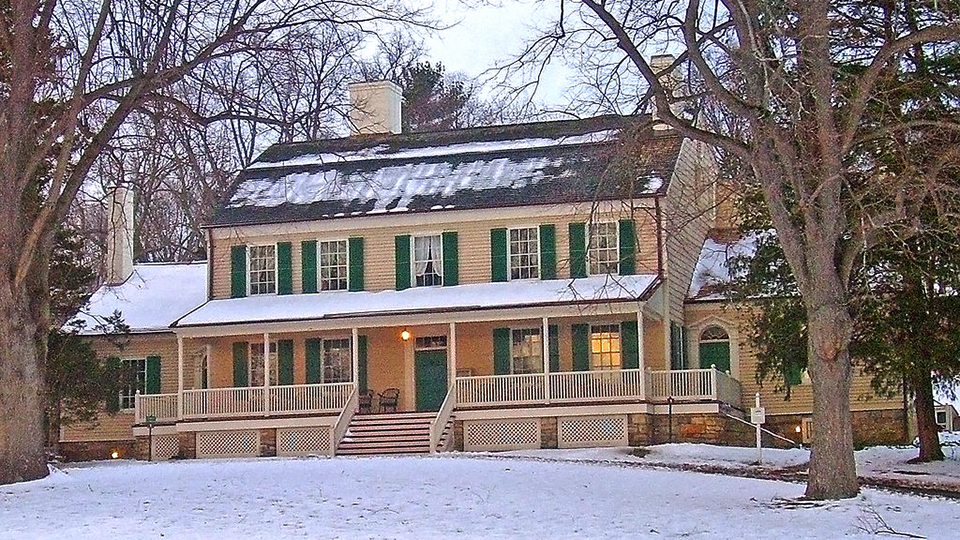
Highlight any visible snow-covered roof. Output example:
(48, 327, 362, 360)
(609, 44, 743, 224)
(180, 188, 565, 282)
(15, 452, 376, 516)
(174, 274, 659, 328)
(71, 262, 207, 335)
(212, 115, 683, 227)
(688, 233, 759, 300)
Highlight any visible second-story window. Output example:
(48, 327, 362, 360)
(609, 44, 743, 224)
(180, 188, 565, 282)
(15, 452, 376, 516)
(509, 227, 539, 280)
(248, 244, 276, 295)
(413, 234, 443, 286)
(588, 222, 619, 275)
(319, 240, 348, 291)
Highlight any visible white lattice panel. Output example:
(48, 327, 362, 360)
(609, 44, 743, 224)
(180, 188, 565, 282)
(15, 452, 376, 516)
(463, 419, 541, 451)
(277, 428, 333, 457)
(151, 435, 180, 460)
(558, 415, 628, 449)
(196, 430, 260, 458)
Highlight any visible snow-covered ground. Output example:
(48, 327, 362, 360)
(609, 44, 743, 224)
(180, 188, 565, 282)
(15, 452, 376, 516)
(2, 446, 959, 539)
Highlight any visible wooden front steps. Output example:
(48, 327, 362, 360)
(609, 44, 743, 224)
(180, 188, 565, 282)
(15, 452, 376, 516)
(338, 411, 447, 456)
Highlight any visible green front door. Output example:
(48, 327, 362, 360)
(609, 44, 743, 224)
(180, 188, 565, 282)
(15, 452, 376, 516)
(699, 342, 731, 373)
(415, 349, 448, 412)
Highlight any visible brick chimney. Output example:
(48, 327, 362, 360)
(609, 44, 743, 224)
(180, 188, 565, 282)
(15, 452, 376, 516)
(104, 185, 134, 285)
(348, 80, 403, 135)
(649, 54, 683, 129)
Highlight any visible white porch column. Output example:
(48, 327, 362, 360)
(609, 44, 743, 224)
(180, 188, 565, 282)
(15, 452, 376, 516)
(351, 328, 360, 391)
(177, 336, 184, 420)
(637, 309, 646, 399)
(448, 322, 457, 389)
(263, 332, 270, 415)
(542, 316, 550, 403)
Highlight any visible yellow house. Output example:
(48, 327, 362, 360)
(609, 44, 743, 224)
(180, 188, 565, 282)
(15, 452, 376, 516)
(62, 80, 907, 461)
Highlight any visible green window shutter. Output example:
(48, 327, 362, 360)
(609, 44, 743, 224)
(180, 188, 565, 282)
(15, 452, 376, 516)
(490, 228, 507, 282)
(442, 231, 459, 286)
(305, 338, 322, 384)
(618, 219, 636, 275)
(681, 326, 689, 367)
(105, 356, 121, 413)
(233, 341, 249, 387)
(540, 224, 556, 280)
(230, 245, 247, 298)
(301, 240, 318, 294)
(278, 340, 294, 386)
(358, 335, 369, 393)
(670, 322, 683, 370)
(349, 237, 365, 291)
(569, 222, 586, 278)
(572, 323, 590, 371)
(395, 235, 411, 290)
(146, 355, 162, 394)
(277, 242, 293, 294)
(785, 360, 803, 386)
(548, 325, 560, 372)
(493, 328, 511, 375)
(621, 321, 639, 369)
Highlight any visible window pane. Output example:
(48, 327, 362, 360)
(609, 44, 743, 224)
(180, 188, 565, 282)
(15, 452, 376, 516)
(319, 240, 348, 291)
(249, 245, 277, 295)
(323, 338, 352, 383)
(249, 343, 278, 386)
(413, 235, 443, 286)
(509, 227, 540, 280)
(120, 358, 147, 409)
(588, 222, 619, 275)
(511, 328, 543, 374)
(590, 324, 622, 370)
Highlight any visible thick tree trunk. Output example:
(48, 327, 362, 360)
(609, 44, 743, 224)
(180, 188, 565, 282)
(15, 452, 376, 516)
(911, 375, 944, 462)
(804, 305, 859, 500)
(0, 279, 47, 483)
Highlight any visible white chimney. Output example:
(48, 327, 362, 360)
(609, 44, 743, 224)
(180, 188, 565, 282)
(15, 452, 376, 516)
(104, 185, 134, 285)
(649, 54, 683, 129)
(348, 80, 402, 135)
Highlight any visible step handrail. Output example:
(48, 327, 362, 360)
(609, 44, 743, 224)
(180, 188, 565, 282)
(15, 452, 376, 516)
(721, 411, 804, 448)
(429, 384, 457, 454)
(331, 386, 359, 456)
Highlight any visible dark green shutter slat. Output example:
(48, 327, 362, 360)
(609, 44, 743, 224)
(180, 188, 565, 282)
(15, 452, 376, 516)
(277, 242, 292, 294)
(572, 323, 590, 371)
(106, 356, 121, 413)
(681, 326, 689, 367)
(540, 224, 556, 280)
(548, 325, 560, 372)
(670, 322, 683, 370)
(230, 245, 247, 298)
(618, 219, 636, 275)
(490, 228, 507, 282)
(358, 335, 369, 393)
(493, 328, 511, 375)
(569, 222, 586, 278)
(305, 338, 322, 384)
(395, 235, 411, 290)
(442, 231, 459, 286)
(349, 237, 365, 291)
(301, 240, 317, 294)
(621, 321, 639, 369)
(146, 355, 161, 394)
(233, 342, 249, 387)
(278, 340, 294, 385)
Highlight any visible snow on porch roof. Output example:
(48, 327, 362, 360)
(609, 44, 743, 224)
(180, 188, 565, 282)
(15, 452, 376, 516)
(71, 262, 208, 335)
(173, 274, 659, 329)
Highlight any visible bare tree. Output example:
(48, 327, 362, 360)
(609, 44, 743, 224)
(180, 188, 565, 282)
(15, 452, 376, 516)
(494, 0, 960, 499)
(0, 0, 429, 484)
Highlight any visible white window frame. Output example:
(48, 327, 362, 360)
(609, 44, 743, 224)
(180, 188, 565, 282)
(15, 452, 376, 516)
(120, 358, 147, 410)
(589, 324, 622, 370)
(510, 327, 543, 375)
(249, 342, 278, 387)
(318, 239, 349, 292)
(936, 410, 947, 426)
(508, 226, 540, 280)
(411, 233, 444, 287)
(248, 244, 278, 295)
(587, 221, 619, 276)
(322, 338, 353, 383)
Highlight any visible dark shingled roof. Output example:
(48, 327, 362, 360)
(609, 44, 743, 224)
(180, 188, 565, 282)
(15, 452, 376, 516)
(209, 114, 682, 227)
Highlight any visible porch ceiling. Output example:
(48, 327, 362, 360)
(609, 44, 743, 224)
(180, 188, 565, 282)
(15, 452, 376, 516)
(173, 275, 659, 332)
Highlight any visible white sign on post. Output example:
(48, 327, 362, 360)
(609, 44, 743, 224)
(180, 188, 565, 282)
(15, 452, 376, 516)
(750, 407, 765, 425)
(753, 393, 763, 465)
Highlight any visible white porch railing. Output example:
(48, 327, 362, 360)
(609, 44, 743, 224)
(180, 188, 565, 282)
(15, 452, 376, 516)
(549, 369, 644, 403)
(331, 386, 359, 455)
(178, 382, 353, 420)
(134, 393, 178, 424)
(456, 373, 546, 407)
(645, 368, 742, 408)
(429, 384, 458, 454)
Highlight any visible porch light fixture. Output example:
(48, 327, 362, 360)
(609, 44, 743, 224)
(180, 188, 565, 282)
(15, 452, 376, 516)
(795, 425, 802, 434)
(401, 330, 411, 341)
(111, 450, 120, 459)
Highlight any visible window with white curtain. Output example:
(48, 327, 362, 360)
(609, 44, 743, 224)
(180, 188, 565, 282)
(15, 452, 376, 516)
(509, 227, 539, 280)
(249, 342, 278, 387)
(413, 234, 443, 286)
(588, 222, 619, 275)
(511, 328, 543, 374)
(248, 244, 277, 295)
(319, 240, 348, 291)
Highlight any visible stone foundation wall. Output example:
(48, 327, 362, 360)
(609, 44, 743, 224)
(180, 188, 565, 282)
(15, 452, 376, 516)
(766, 408, 907, 448)
(259, 428, 277, 457)
(627, 414, 652, 446)
(59, 440, 134, 462)
(540, 417, 558, 449)
(648, 413, 755, 446)
(453, 420, 465, 451)
(177, 431, 196, 459)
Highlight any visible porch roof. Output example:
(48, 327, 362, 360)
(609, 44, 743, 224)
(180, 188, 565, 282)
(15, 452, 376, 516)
(173, 274, 659, 329)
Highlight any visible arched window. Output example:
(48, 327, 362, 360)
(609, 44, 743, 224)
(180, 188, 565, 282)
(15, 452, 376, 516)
(699, 325, 731, 372)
